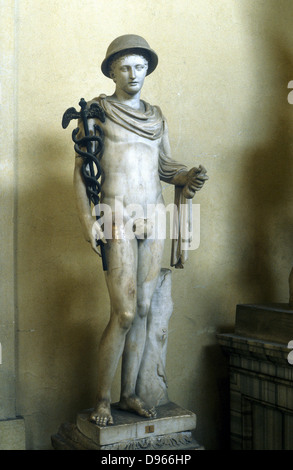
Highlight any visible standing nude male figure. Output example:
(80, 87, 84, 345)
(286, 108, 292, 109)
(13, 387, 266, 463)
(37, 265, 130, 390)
(73, 35, 208, 426)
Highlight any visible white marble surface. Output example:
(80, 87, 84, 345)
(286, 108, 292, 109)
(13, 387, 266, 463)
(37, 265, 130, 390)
(76, 402, 196, 446)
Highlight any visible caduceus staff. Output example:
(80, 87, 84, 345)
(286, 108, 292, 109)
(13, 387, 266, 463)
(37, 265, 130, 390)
(62, 98, 108, 271)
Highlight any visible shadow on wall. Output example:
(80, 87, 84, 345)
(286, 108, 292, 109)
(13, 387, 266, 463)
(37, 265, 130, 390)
(195, 343, 230, 450)
(209, 2, 293, 450)
(236, 2, 293, 304)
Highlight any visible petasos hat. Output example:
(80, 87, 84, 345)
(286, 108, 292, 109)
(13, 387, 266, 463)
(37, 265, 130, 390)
(101, 34, 158, 78)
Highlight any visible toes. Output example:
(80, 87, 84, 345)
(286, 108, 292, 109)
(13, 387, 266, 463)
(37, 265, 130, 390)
(97, 416, 110, 426)
(145, 407, 157, 418)
(99, 416, 108, 427)
(149, 407, 157, 418)
(90, 413, 113, 426)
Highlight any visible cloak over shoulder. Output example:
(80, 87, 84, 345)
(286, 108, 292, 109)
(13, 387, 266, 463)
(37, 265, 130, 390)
(97, 94, 164, 140)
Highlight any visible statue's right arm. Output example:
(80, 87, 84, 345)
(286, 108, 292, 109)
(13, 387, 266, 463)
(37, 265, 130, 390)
(73, 156, 106, 255)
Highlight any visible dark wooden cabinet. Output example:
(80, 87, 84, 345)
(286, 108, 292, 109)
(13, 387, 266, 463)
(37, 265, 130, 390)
(218, 304, 293, 450)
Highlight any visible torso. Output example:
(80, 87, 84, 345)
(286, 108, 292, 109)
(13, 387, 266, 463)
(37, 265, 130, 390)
(93, 97, 165, 221)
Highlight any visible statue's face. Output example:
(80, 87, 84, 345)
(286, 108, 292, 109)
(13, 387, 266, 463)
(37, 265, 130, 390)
(110, 54, 148, 96)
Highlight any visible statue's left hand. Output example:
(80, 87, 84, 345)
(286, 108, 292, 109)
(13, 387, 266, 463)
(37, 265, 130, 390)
(182, 165, 208, 199)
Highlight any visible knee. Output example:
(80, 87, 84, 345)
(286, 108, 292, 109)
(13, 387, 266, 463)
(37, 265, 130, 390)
(137, 300, 151, 319)
(118, 310, 135, 330)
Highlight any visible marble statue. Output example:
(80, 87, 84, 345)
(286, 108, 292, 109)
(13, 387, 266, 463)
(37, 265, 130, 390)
(72, 35, 208, 427)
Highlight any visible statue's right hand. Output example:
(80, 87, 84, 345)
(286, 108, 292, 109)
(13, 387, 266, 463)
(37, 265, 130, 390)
(90, 220, 107, 256)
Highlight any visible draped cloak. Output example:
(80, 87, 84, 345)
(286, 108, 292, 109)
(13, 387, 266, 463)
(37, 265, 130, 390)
(93, 94, 193, 269)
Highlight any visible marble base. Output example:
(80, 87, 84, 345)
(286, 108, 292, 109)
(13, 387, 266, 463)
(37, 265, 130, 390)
(51, 402, 203, 450)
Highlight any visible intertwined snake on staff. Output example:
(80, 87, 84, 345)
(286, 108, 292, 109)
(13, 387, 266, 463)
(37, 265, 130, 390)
(62, 98, 108, 271)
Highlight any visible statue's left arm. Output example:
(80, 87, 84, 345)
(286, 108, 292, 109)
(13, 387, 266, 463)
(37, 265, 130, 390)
(158, 119, 208, 198)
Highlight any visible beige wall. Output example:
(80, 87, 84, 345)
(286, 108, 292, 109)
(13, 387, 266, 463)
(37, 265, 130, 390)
(2, 0, 293, 449)
(0, 0, 17, 419)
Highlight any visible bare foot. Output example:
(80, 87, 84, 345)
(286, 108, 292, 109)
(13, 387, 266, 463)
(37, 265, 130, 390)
(89, 400, 114, 426)
(119, 395, 157, 419)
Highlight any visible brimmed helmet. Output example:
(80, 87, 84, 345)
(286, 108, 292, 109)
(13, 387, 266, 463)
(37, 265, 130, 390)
(101, 34, 158, 78)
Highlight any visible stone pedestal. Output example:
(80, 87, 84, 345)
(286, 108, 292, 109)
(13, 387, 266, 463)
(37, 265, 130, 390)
(51, 402, 203, 450)
(218, 303, 293, 450)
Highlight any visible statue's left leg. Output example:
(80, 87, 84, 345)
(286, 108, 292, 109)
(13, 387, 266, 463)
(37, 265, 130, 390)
(119, 237, 165, 417)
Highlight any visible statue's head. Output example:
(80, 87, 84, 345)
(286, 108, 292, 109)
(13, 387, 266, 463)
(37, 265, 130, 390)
(101, 34, 158, 79)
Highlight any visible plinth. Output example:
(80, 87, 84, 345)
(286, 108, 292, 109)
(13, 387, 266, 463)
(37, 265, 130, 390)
(218, 303, 293, 450)
(51, 402, 203, 450)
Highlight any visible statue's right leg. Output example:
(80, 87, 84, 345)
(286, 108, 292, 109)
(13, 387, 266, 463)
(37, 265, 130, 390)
(90, 236, 138, 426)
